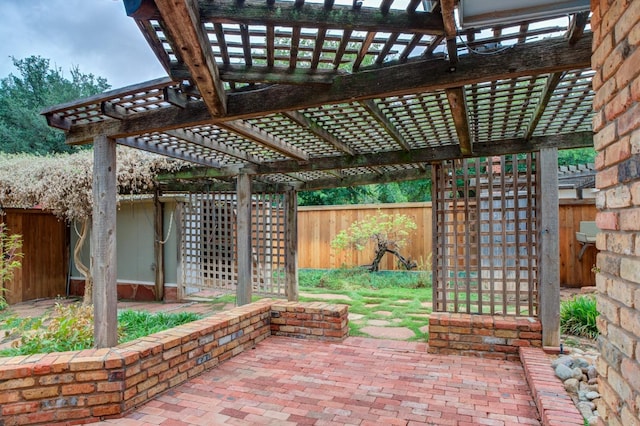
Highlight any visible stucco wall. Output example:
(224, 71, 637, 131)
(70, 199, 179, 288)
(590, 0, 640, 424)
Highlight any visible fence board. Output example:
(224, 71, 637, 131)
(1, 209, 68, 304)
(298, 200, 595, 286)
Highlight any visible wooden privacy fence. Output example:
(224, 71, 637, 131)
(298, 199, 597, 287)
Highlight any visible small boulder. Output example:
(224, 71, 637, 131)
(572, 367, 585, 380)
(552, 355, 574, 368)
(555, 364, 575, 381)
(577, 401, 595, 419)
(586, 391, 600, 400)
(587, 365, 597, 380)
(564, 378, 580, 394)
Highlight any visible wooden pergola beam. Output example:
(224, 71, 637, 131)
(165, 128, 262, 164)
(92, 135, 118, 348)
(283, 111, 356, 155)
(525, 72, 565, 139)
(445, 87, 472, 155)
(296, 167, 430, 190)
(62, 34, 592, 145)
(154, 0, 227, 116)
(360, 100, 411, 151)
(220, 121, 310, 161)
(236, 173, 252, 306)
(198, 0, 444, 34)
(439, 0, 458, 69)
(567, 11, 590, 46)
(162, 131, 592, 181)
(116, 136, 222, 168)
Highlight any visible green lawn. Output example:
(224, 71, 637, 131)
(298, 269, 433, 341)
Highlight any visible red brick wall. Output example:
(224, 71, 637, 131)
(427, 313, 542, 361)
(591, 0, 640, 424)
(0, 300, 349, 425)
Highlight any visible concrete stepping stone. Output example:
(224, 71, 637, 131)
(360, 326, 415, 340)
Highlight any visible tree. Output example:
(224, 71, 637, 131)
(331, 211, 417, 272)
(0, 56, 110, 155)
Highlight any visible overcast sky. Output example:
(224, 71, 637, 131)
(0, 0, 166, 89)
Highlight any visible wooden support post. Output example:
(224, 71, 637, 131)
(92, 135, 118, 348)
(236, 173, 252, 306)
(284, 189, 299, 301)
(153, 190, 165, 301)
(539, 148, 560, 347)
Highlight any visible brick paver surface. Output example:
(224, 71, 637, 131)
(90, 336, 540, 426)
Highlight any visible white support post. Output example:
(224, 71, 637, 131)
(284, 188, 299, 301)
(539, 147, 560, 347)
(92, 135, 118, 348)
(236, 173, 252, 306)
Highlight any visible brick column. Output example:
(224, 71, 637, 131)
(590, 0, 640, 424)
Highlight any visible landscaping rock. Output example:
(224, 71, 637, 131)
(555, 363, 575, 381)
(564, 378, 580, 394)
(586, 391, 600, 400)
(551, 346, 601, 424)
(552, 355, 574, 368)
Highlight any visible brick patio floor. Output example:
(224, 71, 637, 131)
(89, 336, 541, 426)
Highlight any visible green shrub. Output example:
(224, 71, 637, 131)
(118, 310, 201, 343)
(560, 295, 599, 339)
(0, 304, 201, 356)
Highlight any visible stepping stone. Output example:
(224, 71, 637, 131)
(368, 319, 391, 326)
(419, 325, 429, 333)
(360, 326, 415, 340)
(300, 293, 352, 301)
(349, 313, 365, 321)
(365, 304, 380, 308)
(374, 311, 393, 316)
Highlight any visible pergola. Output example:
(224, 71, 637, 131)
(42, 0, 594, 348)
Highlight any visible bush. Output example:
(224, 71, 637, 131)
(0, 304, 201, 356)
(560, 295, 599, 339)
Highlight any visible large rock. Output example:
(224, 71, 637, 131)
(552, 355, 574, 368)
(555, 363, 575, 381)
(564, 378, 580, 394)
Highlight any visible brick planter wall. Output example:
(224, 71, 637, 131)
(427, 313, 542, 361)
(591, 0, 640, 424)
(0, 300, 349, 425)
(270, 301, 349, 340)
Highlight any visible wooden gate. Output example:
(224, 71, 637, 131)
(1, 209, 68, 304)
(179, 192, 286, 298)
(432, 154, 538, 316)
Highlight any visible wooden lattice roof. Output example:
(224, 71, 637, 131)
(42, 0, 594, 191)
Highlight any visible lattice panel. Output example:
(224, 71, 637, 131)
(433, 154, 538, 316)
(180, 192, 287, 298)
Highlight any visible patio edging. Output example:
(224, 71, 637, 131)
(0, 299, 349, 426)
(519, 347, 586, 426)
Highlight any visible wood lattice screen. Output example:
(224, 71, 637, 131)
(432, 154, 539, 316)
(180, 191, 286, 297)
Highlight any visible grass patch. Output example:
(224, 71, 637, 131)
(1, 304, 202, 356)
(560, 295, 599, 340)
(118, 310, 202, 343)
(299, 269, 432, 341)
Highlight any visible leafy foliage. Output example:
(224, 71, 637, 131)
(299, 268, 431, 291)
(0, 56, 110, 154)
(558, 147, 596, 166)
(0, 224, 23, 310)
(0, 304, 201, 356)
(118, 310, 202, 343)
(0, 148, 185, 222)
(560, 295, 599, 339)
(332, 212, 418, 271)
